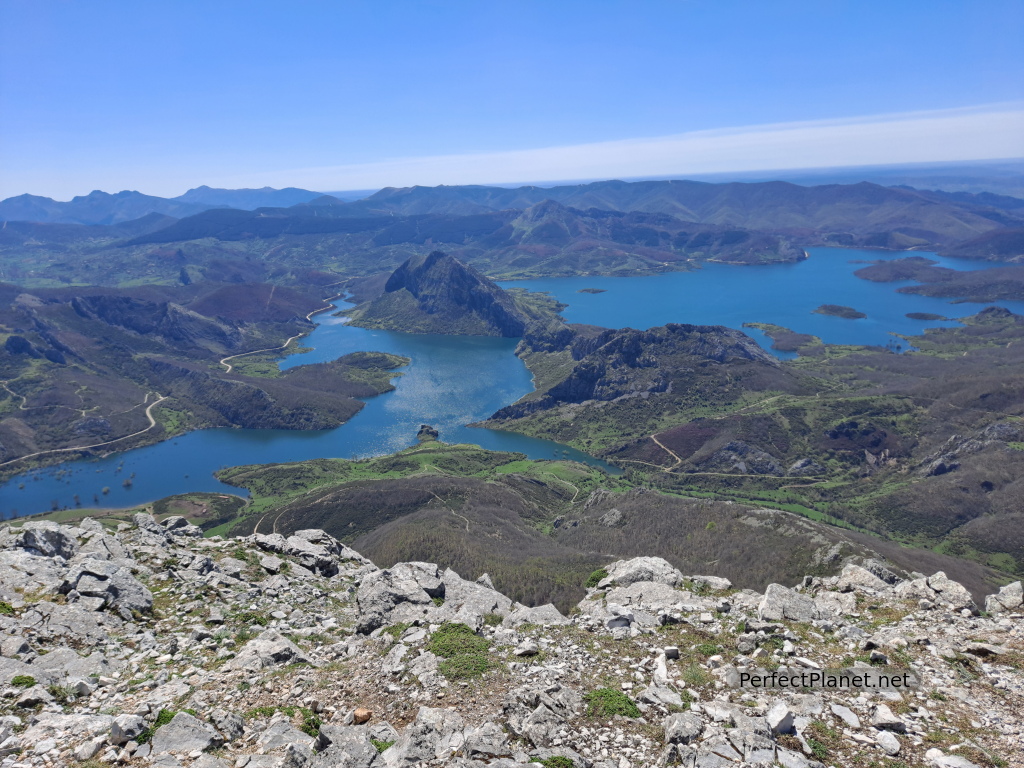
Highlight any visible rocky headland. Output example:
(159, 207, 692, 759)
(0, 516, 1021, 768)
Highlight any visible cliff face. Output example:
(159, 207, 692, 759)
(346, 251, 529, 337)
(70, 294, 242, 351)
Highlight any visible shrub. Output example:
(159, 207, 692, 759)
(299, 707, 322, 737)
(11, 675, 36, 688)
(583, 688, 640, 719)
(584, 568, 609, 589)
(427, 622, 495, 680)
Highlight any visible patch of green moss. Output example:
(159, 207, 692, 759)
(583, 687, 640, 719)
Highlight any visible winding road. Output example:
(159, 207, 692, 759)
(0, 393, 167, 469)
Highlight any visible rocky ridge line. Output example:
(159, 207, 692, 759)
(0, 517, 1021, 768)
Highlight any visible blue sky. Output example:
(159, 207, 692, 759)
(2, 0, 1023, 199)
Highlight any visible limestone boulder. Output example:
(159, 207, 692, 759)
(758, 584, 826, 623)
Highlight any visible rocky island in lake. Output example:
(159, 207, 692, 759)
(813, 304, 867, 319)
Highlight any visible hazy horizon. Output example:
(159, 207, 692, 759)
(3, 157, 1023, 206)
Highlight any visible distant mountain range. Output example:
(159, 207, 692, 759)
(125, 178, 1023, 259)
(0, 186, 324, 225)
(2, 179, 1023, 287)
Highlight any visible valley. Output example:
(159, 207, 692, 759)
(3, 180, 1024, 610)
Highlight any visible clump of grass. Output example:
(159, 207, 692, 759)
(47, 684, 74, 705)
(483, 612, 503, 627)
(804, 720, 841, 761)
(244, 704, 320, 735)
(0, 601, 15, 616)
(137, 708, 180, 744)
(585, 568, 609, 589)
(583, 687, 640, 719)
(383, 622, 412, 641)
(539, 757, 576, 768)
(694, 642, 721, 657)
(246, 705, 278, 718)
(11, 675, 36, 688)
(427, 622, 489, 657)
(371, 738, 395, 753)
(426, 622, 495, 680)
(236, 610, 269, 626)
(681, 663, 710, 688)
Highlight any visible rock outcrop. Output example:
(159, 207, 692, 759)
(0, 516, 1020, 768)
(346, 251, 530, 337)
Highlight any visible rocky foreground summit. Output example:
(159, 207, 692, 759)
(0, 517, 1021, 768)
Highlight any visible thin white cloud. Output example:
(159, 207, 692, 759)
(215, 103, 1024, 192)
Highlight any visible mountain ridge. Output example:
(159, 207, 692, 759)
(0, 185, 324, 225)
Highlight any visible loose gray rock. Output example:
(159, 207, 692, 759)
(875, 729, 901, 755)
(597, 556, 684, 588)
(664, 712, 704, 744)
(60, 558, 153, 615)
(869, 704, 905, 732)
(384, 706, 465, 764)
(7, 521, 78, 559)
(312, 725, 380, 767)
(766, 701, 795, 735)
(210, 708, 244, 742)
(110, 714, 146, 745)
(225, 629, 315, 671)
(150, 712, 224, 754)
(829, 703, 860, 729)
(758, 584, 826, 623)
(984, 581, 1023, 613)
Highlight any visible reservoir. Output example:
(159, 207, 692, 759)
(3, 247, 1020, 518)
(500, 247, 1023, 352)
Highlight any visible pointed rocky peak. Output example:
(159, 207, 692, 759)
(350, 251, 529, 337)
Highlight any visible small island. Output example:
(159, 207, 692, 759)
(906, 312, 947, 321)
(577, 288, 607, 294)
(743, 322, 824, 355)
(814, 304, 866, 319)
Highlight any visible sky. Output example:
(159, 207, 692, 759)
(1, 1, 1023, 200)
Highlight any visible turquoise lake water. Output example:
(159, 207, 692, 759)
(500, 247, 1022, 353)
(3, 247, 1020, 518)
